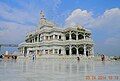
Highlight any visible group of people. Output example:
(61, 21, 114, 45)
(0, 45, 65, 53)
(76, 54, 106, 61)
(12, 55, 17, 60)
(0, 54, 17, 60)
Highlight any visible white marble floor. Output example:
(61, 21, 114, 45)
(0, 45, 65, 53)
(0, 59, 120, 81)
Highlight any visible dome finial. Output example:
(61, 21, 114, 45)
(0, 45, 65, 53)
(40, 10, 45, 19)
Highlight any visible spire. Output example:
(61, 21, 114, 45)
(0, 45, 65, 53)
(40, 10, 45, 19)
(39, 10, 46, 26)
(39, 10, 54, 28)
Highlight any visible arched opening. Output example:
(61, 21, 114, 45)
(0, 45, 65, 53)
(39, 34, 41, 42)
(65, 34, 69, 40)
(78, 34, 84, 40)
(30, 40, 32, 43)
(59, 49, 61, 54)
(65, 47, 69, 55)
(86, 51, 88, 56)
(78, 47, 84, 55)
(45, 50, 48, 54)
(72, 47, 77, 55)
(59, 35, 61, 39)
(35, 36, 37, 42)
(71, 33, 76, 40)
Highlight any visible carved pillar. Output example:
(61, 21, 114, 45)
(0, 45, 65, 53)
(62, 48, 65, 55)
(69, 45, 71, 56)
(22, 47, 24, 54)
(91, 46, 94, 56)
(34, 36, 36, 42)
(53, 49, 55, 55)
(57, 49, 59, 54)
(27, 49, 29, 56)
(63, 34, 66, 41)
(43, 50, 45, 55)
(32, 38, 34, 43)
(57, 35, 59, 40)
(84, 44, 86, 56)
(53, 35, 55, 40)
(48, 36, 50, 40)
(76, 32, 78, 40)
(37, 34, 39, 42)
(23, 47, 25, 56)
(69, 31, 71, 40)
(44, 36, 46, 41)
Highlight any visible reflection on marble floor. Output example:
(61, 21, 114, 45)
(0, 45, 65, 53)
(0, 59, 120, 81)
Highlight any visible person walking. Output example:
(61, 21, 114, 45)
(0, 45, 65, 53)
(32, 52, 36, 60)
(101, 54, 105, 61)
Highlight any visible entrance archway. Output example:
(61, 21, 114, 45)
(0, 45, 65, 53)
(72, 47, 76, 55)
(65, 47, 69, 55)
(78, 47, 84, 55)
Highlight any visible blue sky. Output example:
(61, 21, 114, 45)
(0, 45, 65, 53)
(0, 0, 120, 56)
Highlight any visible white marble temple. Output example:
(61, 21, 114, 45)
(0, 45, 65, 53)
(18, 11, 94, 57)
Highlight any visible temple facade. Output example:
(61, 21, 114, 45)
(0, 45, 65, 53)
(18, 11, 94, 57)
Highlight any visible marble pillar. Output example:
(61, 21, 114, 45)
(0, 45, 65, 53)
(84, 44, 86, 56)
(69, 45, 71, 56)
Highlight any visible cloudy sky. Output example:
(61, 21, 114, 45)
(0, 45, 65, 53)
(0, 0, 120, 56)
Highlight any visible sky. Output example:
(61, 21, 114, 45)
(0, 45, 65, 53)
(0, 0, 120, 56)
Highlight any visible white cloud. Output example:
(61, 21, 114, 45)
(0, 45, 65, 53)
(65, 8, 120, 29)
(65, 8, 120, 43)
(94, 8, 120, 46)
(65, 9, 93, 26)
(91, 8, 120, 29)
